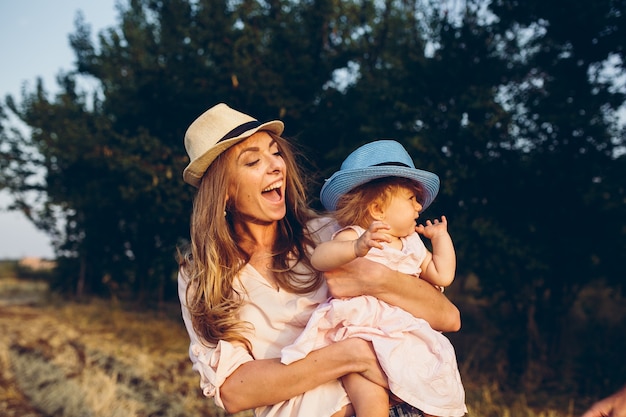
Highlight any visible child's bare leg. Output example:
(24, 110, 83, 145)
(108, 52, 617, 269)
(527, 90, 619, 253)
(342, 372, 389, 417)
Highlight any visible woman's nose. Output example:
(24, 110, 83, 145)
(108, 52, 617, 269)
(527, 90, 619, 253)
(268, 155, 283, 172)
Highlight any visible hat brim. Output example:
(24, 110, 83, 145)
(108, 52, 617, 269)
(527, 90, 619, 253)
(183, 120, 284, 187)
(320, 166, 440, 212)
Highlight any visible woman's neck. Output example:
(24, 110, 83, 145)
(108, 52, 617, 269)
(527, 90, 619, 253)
(234, 221, 278, 254)
(234, 221, 281, 290)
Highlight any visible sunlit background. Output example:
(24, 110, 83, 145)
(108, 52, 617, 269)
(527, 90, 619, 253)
(0, 1, 117, 259)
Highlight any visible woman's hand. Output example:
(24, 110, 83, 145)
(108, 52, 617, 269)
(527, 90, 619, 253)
(324, 256, 386, 298)
(341, 338, 389, 389)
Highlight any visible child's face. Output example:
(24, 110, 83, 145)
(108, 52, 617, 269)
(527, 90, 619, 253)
(383, 186, 423, 237)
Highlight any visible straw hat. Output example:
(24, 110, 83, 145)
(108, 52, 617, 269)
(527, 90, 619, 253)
(183, 103, 284, 187)
(319, 140, 440, 212)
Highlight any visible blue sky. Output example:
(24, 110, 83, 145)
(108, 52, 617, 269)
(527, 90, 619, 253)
(0, 1, 118, 259)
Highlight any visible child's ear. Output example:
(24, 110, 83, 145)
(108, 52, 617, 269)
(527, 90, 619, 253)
(368, 202, 385, 221)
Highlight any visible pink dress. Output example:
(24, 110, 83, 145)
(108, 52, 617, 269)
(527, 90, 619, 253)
(281, 226, 467, 417)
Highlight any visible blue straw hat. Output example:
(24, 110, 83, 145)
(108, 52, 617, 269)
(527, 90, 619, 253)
(320, 140, 440, 212)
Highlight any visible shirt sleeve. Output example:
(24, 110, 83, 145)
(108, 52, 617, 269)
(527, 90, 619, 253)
(178, 270, 254, 409)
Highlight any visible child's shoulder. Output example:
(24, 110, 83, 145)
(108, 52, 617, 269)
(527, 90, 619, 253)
(332, 225, 363, 241)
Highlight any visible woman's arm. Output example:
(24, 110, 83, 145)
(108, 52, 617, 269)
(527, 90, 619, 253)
(324, 257, 461, 332)
(220, 338, 385, 413)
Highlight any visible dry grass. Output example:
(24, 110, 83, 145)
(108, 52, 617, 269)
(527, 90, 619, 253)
(0, 277, 49, 307)
(0, 275, 581, 417)
(0, 277, 251, 417)
(463, 381, 576, 417)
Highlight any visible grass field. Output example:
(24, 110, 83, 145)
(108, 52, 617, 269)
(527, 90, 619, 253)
(0, 270, 592, 417)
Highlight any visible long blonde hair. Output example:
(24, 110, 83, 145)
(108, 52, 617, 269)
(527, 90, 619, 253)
(178, 133, 322, 351)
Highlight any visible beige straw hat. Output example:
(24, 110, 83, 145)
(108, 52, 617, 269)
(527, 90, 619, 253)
(183, 103, 284, 187)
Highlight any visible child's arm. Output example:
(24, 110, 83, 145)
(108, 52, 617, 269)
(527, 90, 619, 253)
(416, 215, 456, 288)
(311, 221, 391, 271)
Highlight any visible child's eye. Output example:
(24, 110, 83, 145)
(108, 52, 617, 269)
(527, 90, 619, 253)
(274, 150, 283, 157)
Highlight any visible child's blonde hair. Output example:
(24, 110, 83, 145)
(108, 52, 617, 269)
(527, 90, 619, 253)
(334, 177, 425, 229)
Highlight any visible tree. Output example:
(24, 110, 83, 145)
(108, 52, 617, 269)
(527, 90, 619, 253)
(439, 0, 626, 393)
(0, 0, 368, 302)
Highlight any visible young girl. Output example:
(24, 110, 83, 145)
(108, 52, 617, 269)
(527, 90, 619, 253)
(281, 140, 467, 417)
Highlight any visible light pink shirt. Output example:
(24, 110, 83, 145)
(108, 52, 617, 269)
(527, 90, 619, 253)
(178, 218, 350, 417)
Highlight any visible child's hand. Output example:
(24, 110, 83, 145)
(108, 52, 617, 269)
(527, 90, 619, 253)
(416, 215, 449, 239)
(354, 221, 391, 257)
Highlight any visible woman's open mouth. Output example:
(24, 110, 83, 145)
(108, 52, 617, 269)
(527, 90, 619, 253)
(262, 181, 283, 202)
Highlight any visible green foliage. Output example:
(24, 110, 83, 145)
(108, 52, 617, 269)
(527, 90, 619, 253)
(1, 0, 624, 397)
(0, 260, 18, 279)
(450, 0, 626, 392)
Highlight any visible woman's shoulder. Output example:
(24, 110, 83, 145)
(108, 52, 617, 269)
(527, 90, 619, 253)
(306, 216, 340, 244)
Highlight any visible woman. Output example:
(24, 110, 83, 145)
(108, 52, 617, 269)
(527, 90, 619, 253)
(177, 103, 461, 417)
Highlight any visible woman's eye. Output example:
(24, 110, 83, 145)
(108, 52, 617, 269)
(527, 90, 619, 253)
(245, 159, 260, 167)
(270, 144, 282, 156)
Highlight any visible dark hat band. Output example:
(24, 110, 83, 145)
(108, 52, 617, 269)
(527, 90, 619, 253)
(373, 161, 411, 168)
(219, 120, 262, 142)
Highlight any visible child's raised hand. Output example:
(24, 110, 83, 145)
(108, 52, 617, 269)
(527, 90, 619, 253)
(415, 215, 449, 239)
(354, 221, 392, 257)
